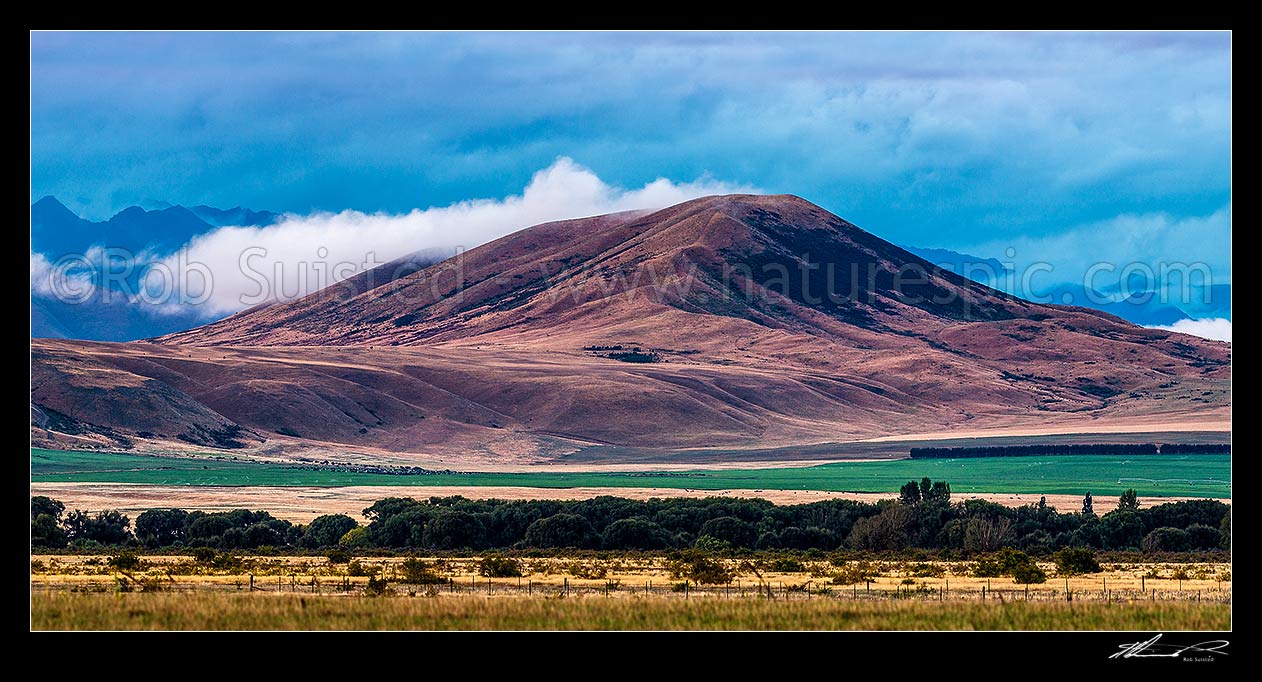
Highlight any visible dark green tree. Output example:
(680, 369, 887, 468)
(1117, 489, 1140, 512)
(65, 509, 131, 545)
(31, 514, 67, 548)
(135, 508, 189, 547)
(523, 513, 597, 549)
(1142, 527, 1190, 552)
(847, 505, 912, 551)
(1219, 510, 1231, 550)
(423, 511, 487, 549)
(899, 480, 922, 506)
(1100, 511, 1145, 550)
(601, 517, 670, 550)
(697, 516, 757, 548)
(300, 514, 359, 548)
(31, 496, 64, 522)
(1081, 492, 1094, 517)
(1184, 524, 1222, 550)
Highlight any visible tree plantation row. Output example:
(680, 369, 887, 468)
(31, 479, 1230, 556)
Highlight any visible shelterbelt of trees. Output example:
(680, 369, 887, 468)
(30, 479, 1230, 555)
(908, 443, 1231, 458)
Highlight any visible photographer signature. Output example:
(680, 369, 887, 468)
(1111, 634, 1229, 660)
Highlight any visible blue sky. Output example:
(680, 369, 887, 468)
(30, 31, 1231, 328)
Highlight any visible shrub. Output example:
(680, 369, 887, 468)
(830, 560, 879, 585)
(326, 548, 352, 564)
(479, 555, 523, 578)
(767, 556, 806, 573)
(1053, 547, 1102, 576)
(107, 552, 143, 571)
(399, 558, 445, 584)
(907, 562, 945, 578)
(364, 575, 389, 596)
(347, 560, 379, 577)
(667, 553, 734, 585)
(567, 561, 608, 579)
(1011, 562, 1048, 585)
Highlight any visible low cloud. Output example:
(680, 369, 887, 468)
(960, 204, 1231, 300)
(37, 158, 753, 318)
(1149, 317, 1232, 342)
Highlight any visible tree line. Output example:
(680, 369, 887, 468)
(908, 443, 1230, 458)
(30, 479, 1230, 555)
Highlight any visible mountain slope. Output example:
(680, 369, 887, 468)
(161, 195, 1043, 347)
(34, 195, 1230, 461)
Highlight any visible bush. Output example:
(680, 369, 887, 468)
(364, 575, 389, 596)
(830, 560, 879, 585)
(326, 548, 352, 564)
(107, 552, 143, 571)
(768, 556, 806, 573)
(347, 560, 379, 577)
(479, 555, 523, 578)
(686, 557, 734, 585)
(1053, 547, 1102, 576)
(907, 562, 945, 578)
(399, 558, 446, 584)
(667, 552, 733, 584)
(567, 561, 608, 580)
(1011, 562, 1048, 585)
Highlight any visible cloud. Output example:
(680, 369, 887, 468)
(959, 204, 1231, 298)
(30, 252, 54, 296)
(143, 157, 753, 316)
(1149, 317, 1231, 342)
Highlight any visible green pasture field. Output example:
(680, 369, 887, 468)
(30, 449, 1230, 497)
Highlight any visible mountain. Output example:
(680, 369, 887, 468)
(1034, 284, 1192, 327)
(189, 205, 280, 228)
(901, 246, 1009, 286)
(31, 195, 1230, 460)
(31, 196, 279, 256)
(30, 197, 280, 342)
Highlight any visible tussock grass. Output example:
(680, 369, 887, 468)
(31, 592, 1230, 631)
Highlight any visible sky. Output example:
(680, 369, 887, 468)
(30, 31, 1231, 334)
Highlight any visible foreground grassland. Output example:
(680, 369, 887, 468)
(30, 449, 1231, 498)
(31, 555, 1230, 630)
(31, 592, 1229, 630)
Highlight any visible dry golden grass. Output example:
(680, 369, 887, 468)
(30, 591, 1229, 631)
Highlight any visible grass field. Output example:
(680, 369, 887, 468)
(30, 591, 1229, 630)
(31, 449, 1231, 497)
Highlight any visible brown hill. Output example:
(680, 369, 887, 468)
(31, 195, 1230, 463)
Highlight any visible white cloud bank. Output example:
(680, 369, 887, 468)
(1149, 317, 1232, 343)
(137, 158, 753, 316)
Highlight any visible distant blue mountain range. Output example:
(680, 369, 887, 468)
(30, 197, 279, 341)
(31, 196, 278, 256)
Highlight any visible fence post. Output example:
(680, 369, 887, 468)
(249, 574, 254, 591)
(1141, 575, 1145, 593)
(564, 578, 568, 597)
